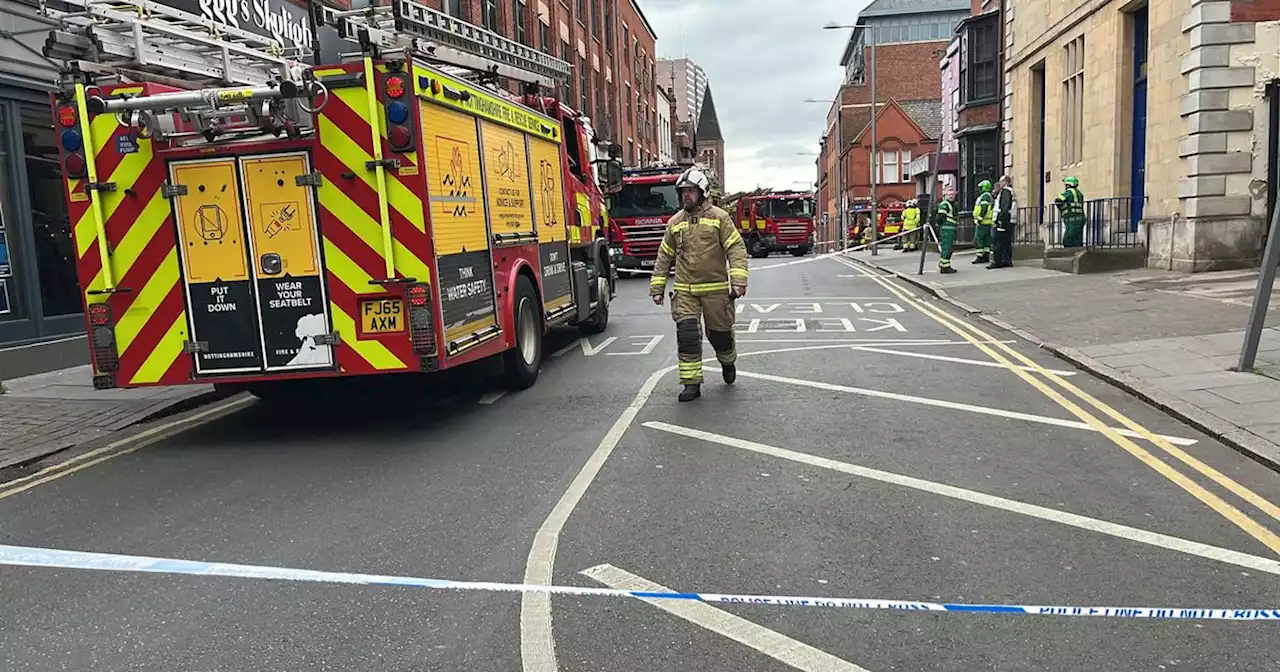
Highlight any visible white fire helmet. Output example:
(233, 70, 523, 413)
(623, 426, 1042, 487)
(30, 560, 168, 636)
(676, 167, 710, 196)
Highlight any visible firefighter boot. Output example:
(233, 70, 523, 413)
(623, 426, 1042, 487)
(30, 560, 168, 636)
(679, 384, 702, 402)
(972, 253, 989, 264)
(722, 363, 737, 384)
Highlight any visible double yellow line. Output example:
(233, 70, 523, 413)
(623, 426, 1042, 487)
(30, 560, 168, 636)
(838, 257, 1280, 556)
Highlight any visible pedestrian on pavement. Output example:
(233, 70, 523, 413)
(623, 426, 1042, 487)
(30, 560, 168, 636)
(901, 199, 920, 252)
(936, 188, 958, 274)
(971, 179, 994, 265)
(1054, 176, 1085, 248)
(650, 166, 749, 403)
(989, 174, 1018, 269)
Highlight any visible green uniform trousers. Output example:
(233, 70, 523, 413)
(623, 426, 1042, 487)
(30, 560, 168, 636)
(938, 225, 957, 269)
(1062, 216, 1084, 248)
(672, 291, 737, 384)
(974, 223, 993, 256)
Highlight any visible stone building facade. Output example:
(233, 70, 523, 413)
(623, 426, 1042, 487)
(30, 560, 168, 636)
(1004, 0, 1280, 271)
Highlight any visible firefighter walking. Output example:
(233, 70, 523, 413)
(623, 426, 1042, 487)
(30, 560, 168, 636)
(1055, 176, 1085, 247)
(936, 189, 958, 274)
(972, 180, 994, 264)
(901, 199, 920, 252)
(651, 167, 749, 402)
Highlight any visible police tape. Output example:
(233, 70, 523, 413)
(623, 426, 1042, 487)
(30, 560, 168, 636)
(617, 227, 928, 277)
(1, 543, 1276, 621)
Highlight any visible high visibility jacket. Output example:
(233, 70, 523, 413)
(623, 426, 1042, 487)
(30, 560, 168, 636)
(994, 186, 1018, 228)
(902, 207, 920, 230)
(651, 201, 749, 296)
(973, 192, 994, 226)
(936, 199, 957, 227)
(1055, 187, 1084, 218)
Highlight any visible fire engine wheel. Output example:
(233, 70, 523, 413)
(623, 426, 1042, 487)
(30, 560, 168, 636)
(579, 254, 611, 335)
(748, 237, 770, 259)
(503, 275, 542, 390)
(790, 247, 811, 257)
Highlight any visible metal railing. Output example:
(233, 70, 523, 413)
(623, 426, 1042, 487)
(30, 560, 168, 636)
(1042, 197, 1143, 249)
(1012, 206, 1044, 244)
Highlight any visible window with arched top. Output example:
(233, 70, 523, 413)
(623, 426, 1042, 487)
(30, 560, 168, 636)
(876, 143, 913, 185)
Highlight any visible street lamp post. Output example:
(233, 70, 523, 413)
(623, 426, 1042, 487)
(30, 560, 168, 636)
(824, 21, 878, 255)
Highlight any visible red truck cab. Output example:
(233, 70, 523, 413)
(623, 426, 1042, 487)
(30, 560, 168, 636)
(736, 192, 815, 258)
(607, 165, 684, 274)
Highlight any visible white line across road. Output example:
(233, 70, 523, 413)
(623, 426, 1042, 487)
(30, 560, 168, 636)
(521, 341, 909, 672)
(849, 345, 1080, 375)
(707, 366, 1198, 447)
(581, 564, 872, 672)
(641, 421, 1280, 577)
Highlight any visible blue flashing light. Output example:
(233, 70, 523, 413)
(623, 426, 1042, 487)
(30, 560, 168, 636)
(60, 130, 83, 153)
(387, 102, 409, 125)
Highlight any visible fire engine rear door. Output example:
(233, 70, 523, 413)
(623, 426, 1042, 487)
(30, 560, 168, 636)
(171, 158, 262, 374)
(239, 152, 333, 372)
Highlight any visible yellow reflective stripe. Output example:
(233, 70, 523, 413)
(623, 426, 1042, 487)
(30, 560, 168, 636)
(672, 282, 691, 292)
(660, 241, 675, 255)
(689, 281, 730, 294)
(729, 268, 748, 279)
(650, 278, 666, 287)
(698, 217, 720, 228)
(129, 314, 184, 384)
(672, 221, 688, 232)
(724, 229, 743, 247)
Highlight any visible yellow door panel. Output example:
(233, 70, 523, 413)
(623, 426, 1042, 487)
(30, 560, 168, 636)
(171, 159, 249, 284)
(421, 101, 489, 255)
(480, 120, 535, 237)
(529, 138, 567, 244)
(240, 154, 321, 277)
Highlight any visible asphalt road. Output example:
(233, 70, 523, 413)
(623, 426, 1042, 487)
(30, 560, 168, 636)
(2, 253, 1279, 671)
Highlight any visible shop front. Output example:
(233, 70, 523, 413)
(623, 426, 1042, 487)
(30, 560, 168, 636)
(0, 0, 81, 347)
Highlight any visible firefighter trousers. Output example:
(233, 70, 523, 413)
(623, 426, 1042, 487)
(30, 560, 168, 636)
(672, 290, 737, 385)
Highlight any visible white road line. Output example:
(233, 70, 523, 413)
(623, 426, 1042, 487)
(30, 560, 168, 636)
(478, 391, 507, 405)
(642, 422, 1280, 577)
(737, 339, 1017, 346)
(707, 367, 1198, 447)
(849, 346, 1080, 376)
(582, 564, 872, 672)
(521, 342, 893, 672)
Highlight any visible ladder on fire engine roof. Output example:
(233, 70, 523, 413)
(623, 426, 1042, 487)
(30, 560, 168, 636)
(41, 0, 308, 87)
(315, 0, 571, 90)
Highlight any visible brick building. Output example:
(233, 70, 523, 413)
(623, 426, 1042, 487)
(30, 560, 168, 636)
(845, 100, 942, 207)
(416, 0, 659, 164)
(816, 0, 965, 240)
(1005, 0, 1280, 271)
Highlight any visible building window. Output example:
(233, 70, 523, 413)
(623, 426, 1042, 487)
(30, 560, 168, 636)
(482, 0, 499, 32)
(625, 82, 632, 124)
(540, 20, 550, 52)
(901, 149, 912, 183)
(964, 15, 1000, 103)
(1062, 35, 1084, 166)
(622, 24, 629, 60)
(603, 1, 613, 50)
(590, 0, 600, 37)
(576, 0, 586, 24)
(879, 149, 899, 184)
(561, 40, 572, 99)
(960, 132, 1001, 207)
(513, 0, 527, 44)
(443, 0, 463, 18)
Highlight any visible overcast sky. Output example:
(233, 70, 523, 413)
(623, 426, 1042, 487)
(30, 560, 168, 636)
(642, 0, 871, 194)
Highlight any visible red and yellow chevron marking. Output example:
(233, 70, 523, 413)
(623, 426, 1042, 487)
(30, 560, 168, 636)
(64, 85, 191, 386)
(314, 68, 434, 374)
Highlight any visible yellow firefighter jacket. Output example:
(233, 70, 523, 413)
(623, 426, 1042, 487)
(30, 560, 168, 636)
(650, 201, 749, 296)
(902, 206, 920, 230)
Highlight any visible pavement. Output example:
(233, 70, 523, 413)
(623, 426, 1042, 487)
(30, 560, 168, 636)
(849, 247, 1280, 471)
(1, 255, 1279, 670)
(0, 364, 219, 470)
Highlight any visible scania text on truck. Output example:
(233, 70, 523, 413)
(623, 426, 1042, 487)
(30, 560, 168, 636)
(48, 0, 623, 399)
(735, 192, 815, 258)
(607, 165, 683, 275)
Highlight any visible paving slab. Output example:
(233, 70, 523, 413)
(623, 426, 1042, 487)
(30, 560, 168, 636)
(0, 365, 220, 469)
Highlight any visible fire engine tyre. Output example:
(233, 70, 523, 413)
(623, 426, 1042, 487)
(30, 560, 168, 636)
(579, 253, 611, 335)
(503, 275, 542, 390)
(748, 236, 770, 259)
(790, 246, 812, 257)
